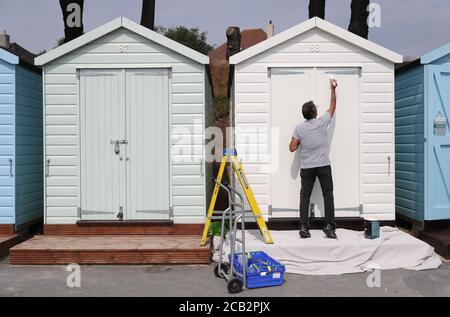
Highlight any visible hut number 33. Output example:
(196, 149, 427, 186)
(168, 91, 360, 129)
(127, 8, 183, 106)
(119, 45, 129, 53)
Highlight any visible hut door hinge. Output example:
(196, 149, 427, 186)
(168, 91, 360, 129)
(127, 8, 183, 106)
(77, 207, 81, 219)
(169, 207, 174, 219)
(268, 205, 273, 216)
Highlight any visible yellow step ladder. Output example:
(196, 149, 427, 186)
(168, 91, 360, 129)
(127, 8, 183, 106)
(201, 149, 273, 246)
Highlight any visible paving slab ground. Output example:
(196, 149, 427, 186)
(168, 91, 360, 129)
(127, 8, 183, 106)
(0, 256, 449, 297)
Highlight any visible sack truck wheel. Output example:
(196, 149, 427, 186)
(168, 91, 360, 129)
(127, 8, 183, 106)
(227, 278, 243, 294)
(213, 264, 222, 278)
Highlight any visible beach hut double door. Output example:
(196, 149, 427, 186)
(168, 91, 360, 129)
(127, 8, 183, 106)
(270, 67, 361, 218)
(79, 68, 170, 221)
(427, 65, 450, 219)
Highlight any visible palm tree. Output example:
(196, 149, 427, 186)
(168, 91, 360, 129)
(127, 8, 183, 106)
(141, 0, 156, 30)
(348, 0, 370, 39)
(59, 0, 84, 43)
(309, 0, 325, 19)
(308, 0, 370, 39)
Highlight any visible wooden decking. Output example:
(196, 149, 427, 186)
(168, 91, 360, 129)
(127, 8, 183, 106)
(0, 235, 24, 258)
(44, 223, 203, 235)
(10, 235, 211, 265)
(0, 225, 14, 235)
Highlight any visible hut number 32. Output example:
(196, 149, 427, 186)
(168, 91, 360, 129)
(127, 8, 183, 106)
(119, 45, 129, 53)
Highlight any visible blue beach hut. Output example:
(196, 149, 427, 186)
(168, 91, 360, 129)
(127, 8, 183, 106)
(0, 47, 43, 235)
(395, 43, 450, 225)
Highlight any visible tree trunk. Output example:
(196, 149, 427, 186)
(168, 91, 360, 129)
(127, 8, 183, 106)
(348, 0, 370, 39)
(309, 0, 326, 19)
(141, 0, 156, 30)
(226, 27, 241, 60)
(59, 0, 84, 43)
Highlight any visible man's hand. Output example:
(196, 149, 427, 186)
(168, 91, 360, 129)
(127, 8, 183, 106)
(327, 78, 338, 117)
(289, 138, 300, 153)
(330, 77, 338, 89)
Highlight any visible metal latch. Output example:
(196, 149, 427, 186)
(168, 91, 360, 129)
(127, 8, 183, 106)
(117, 207, 124, 221)
(111, 140, 128, 155)
(434, 111, 447, 136)
(111, 140, 120, 155)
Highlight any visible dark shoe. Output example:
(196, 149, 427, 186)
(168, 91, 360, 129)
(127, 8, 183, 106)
(323, 224, 337, 239)
(299, 224, 311, 239)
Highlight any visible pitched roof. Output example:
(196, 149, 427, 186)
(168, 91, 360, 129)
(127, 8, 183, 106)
(229, 17, 403, 65)
(35, 17, 209, 66)
(209, 28, 268, 97)
(209, 28, 267, 62)
(0, 47, 19, 64)
(421, 43, 450, 64)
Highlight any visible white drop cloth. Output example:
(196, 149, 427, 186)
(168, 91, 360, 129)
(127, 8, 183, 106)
(212, 227, 442, 275)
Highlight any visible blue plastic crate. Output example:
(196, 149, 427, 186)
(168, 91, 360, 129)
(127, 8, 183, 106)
(229, 251, 285, 289)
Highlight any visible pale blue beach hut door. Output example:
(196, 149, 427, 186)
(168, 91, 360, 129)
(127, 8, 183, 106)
(427, 65, 450, 219)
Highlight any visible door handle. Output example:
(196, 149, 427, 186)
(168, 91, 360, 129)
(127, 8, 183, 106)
(111, 140, 120, 155)
(120, 140, 128, 145)
(9, 158, 13, 177)
(387, 156, 391, 176)
(46, 159, 50, 177)
(200, 158, 204, 177)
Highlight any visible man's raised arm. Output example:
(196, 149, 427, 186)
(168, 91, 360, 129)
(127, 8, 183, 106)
(327, 78, 338, 117)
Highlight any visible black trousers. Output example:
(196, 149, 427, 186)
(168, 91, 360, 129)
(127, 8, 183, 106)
(299, 165, 336, 228)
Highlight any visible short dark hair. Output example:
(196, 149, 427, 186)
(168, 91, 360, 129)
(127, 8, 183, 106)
(302, 101, 317, 120)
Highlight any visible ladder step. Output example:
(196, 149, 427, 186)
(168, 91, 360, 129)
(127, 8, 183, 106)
(201, 152, 273, 246)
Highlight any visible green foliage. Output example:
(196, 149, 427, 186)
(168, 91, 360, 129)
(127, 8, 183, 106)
(57, 37, 65, 47)
(156, 26, 214, 55)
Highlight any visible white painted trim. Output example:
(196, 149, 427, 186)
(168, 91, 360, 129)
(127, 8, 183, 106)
(421, 43, 450, 64)
(173, 216, 205, 224)
(35, 17, 122, 66)
(74, 64, 173, 70)
(202, 67, 207, 217)
(35, 17, 209, 66)
(268, 63, 364, 70)
(230, 17, 403, 65)
(315, 18, 402, 63)
(76, 68, 81, 220)
(168, 67, 174, 220)
(42, 66, 47, 224)
(121, 18, 209, 65)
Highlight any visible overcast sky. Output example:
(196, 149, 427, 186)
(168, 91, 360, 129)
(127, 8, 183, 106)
(0, 0, 449, 58)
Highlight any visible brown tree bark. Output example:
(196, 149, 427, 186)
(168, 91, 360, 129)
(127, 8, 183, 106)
(59, 0, 84, 43)
(226, 27, 241, 60)
(309, 0, 326, 19)
(141, 0, 156, 30)
(348, 0, 370, 39)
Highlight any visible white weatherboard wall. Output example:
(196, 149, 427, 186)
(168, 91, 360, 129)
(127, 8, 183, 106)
(230, 18, 402, 221)
(36, 17, 211, 224)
